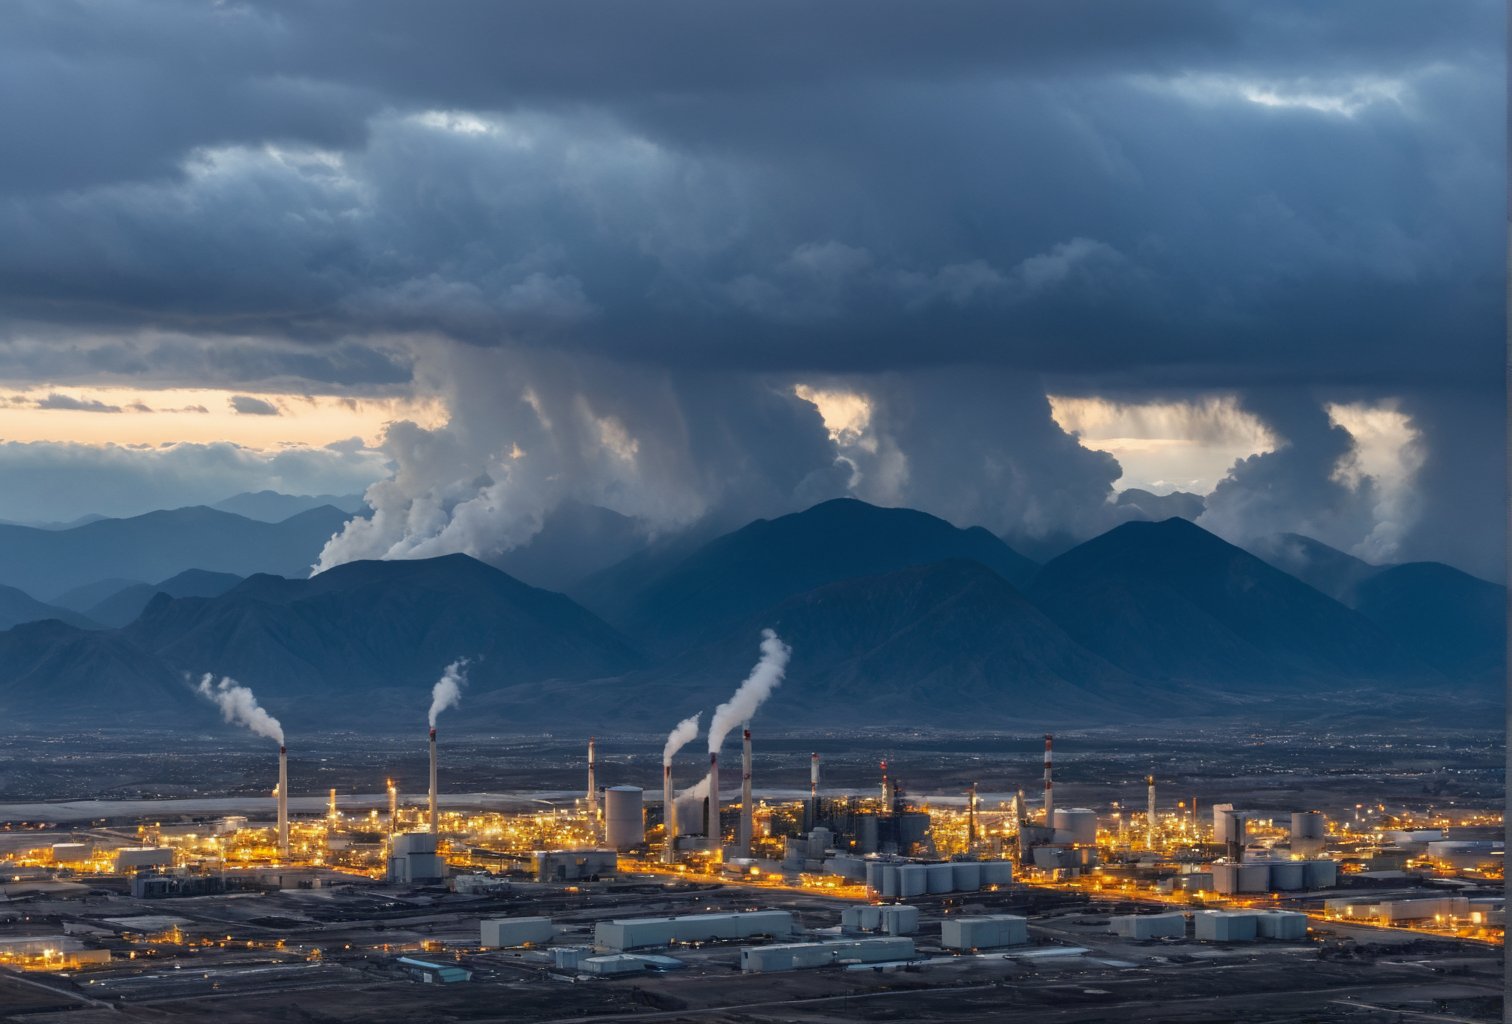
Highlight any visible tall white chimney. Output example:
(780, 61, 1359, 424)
(277, 745, 288, 859)
(1147, 774, 1157, 851)
(809, 752, 820, 827)
(739, 726, 753, 855)
(428, 727, 438, 835)
(662, 763, 677, 864)
(387, 778, 397, 836)
(708, 751, 720, 853)
(587, 737, 599, 828)
(1043, 734, 1054, 825)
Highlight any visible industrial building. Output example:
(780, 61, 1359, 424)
(841, 904, 918, 936)
(1211, 858, 1337, 893)
(1110, 912, 1187, 939)
(114, 847, 174, 873)
(480, 916, 555, 948)
(1195, 911, 1261, 942)
(533, 849, 617, 882)
(396, 956, 472, 983)
(387, 832, 445, 885)
(940, 914, 1029, 950)
(740, 937, 916, 973)
(594, 911, 795, 951)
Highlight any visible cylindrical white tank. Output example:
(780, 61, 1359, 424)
(1053, 808, 1098, 846)
(603, 786, 644, 851)
(1269, 861, 1306, 891)
(926, 862, 955, 894)
(981, 860, 1015, 885)
(899, 864, 927, 897)
(881, 866, 900, 898)
(951, 862, 982, 891)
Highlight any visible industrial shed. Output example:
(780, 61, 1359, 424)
(740, 937, 915, 973)
(594, 911, 794, 951)
(480, 916, 555, 948)
(1109, 911, 1186, 939)
(940, 914, 1029, 950)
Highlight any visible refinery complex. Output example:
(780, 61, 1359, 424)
(0, 716, 1503, 1023)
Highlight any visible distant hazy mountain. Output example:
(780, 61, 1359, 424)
(0, 583, 101, 632)
(1246, 532, 1382, 603)
(212, 490, 368, 522)
(0, 505, 353, 599)
(1028, 518, 1436, 688)
(580, 498, 1039, 653)
(124, 553, 642, 700)
(50, 577, 146, 614)
(82, 569, 244, 629)
(1350, 562, 1505, 684)
(490, 501, 652, 592)
(1114, 488, 1205, 521)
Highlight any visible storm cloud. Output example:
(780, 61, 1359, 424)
(0, 1, 1502, 576)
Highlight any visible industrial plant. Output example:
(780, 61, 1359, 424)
(0, 641, 1500, 1022)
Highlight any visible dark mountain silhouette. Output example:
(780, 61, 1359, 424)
(582, 498, 1039, 653)
(83, 569, 245, 629)
(1028, 518, 1437, 688)
(123, 553, 643, 700)
(561, 560, 1168, 728)
(0, 505, 353, 597)
(1350, 562, 1505, 684)
(0, 584, 101, 632)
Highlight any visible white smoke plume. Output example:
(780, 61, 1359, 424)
(428, 659, 468, 728)
(677, 775, 712, 802)
(708, 629, 791, 753)
(662, 712, 702, 766)
(195, 673, 283, 744)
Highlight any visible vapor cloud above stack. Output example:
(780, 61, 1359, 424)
(194, 673, 283, 744)
(0, 1, 1500, 578)
(709, 629, 792, 753)
(663, 712, 702, 767)
(428, 659, 469, 729)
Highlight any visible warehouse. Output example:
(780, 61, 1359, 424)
(740, 937, 916, 973)
(594, 911, 794, 951)
(940, 914, 1028, 950)
(1195, 911, 1261, 942)
(114, 847, 174, 873)
(534, 849, 617, 882)
(480, 916, 555, 948)
(1109, 912, 1186, 939)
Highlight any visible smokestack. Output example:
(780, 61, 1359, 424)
(387, 778, 397, 836)
(277, 745, 288, 859)
(328, 787, 338, 824)
(739, 726, 753, 855)
(708, 751, 720, 852)
(880, 760, 891, 805)
(587, 737, 599, 826)
(428, 727, 438, 835)
(662, 763, 677, 864)
(968, 783, 977, 847)
(809, 752, 820, 827)
(1147, 775, 1157, 851)
(1043, 734, 1054, 825)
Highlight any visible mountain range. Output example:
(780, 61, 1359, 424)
(0, 496, 1499, 732)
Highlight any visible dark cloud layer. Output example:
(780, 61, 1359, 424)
(0, 1, 1502, 576)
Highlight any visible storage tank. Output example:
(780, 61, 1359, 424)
(1301, 859, 1338, 888)
(898, 864, 927, 897)
(603, 786, 645, 851)
(926, 863, 955, 894)
(1053, 808, 1098, 846)
(880, 865, 900, 898)
(1268, 861, 1306, 891)
(981, 860, 1014, 885)
(1291, 811, 1325, 857)
(950, 861, 982, 891)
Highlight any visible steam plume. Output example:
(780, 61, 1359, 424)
(708, 629, 790, 752)
(195, 673, 283, 744)
(428, 659, 468, 728)
(662, 712, 702, 766)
